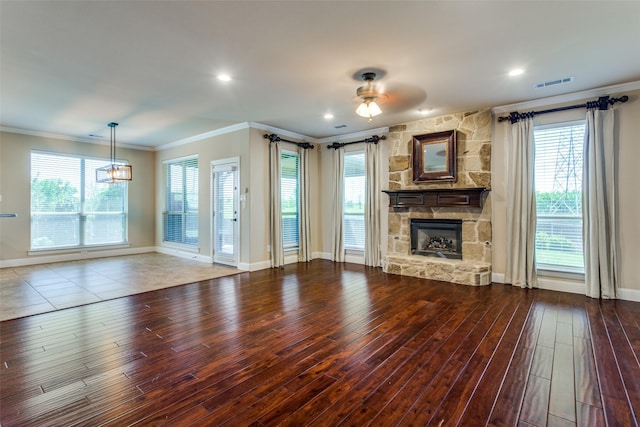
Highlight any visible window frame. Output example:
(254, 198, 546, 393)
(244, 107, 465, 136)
(280, 149, 299, 251)
(533, 120, 586, 277)
(29, 150, 129, 252)
(343, 150, 366, 252)
(162, 155, 199, 247)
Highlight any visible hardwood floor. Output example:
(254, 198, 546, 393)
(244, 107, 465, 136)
(1, 260, 638, 426)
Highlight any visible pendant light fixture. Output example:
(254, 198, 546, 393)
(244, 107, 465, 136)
(355, 72, 382, 122)
(96, 122, 132, 183)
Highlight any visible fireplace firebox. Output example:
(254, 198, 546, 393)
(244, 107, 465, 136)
(410, 219, 463, 259)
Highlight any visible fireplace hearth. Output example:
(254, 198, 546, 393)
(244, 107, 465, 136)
(410, 219, 463, 259)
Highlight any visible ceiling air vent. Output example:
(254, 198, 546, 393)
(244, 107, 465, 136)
(534, 76, 574, 89)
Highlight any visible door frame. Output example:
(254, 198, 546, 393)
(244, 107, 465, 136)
(210, 157, 240, 267)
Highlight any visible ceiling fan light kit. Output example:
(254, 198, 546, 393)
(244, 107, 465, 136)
(356, 72, 383, 121)
(356, 100, 382, 119)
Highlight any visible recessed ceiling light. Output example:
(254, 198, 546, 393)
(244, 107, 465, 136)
(217, 74, 232, 82)
(508, 68, 525, 77)
(324, 113, 334, 119)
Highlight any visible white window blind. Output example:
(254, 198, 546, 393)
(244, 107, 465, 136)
(344, 152, 365, 250)
(30, 151, 128, 250)
(534, 121, 586, 274)
(281, 151, 299, 249)
(163, 157, 198, 245)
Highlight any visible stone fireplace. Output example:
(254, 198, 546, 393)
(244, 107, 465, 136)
(382, 109, 492, 286)
(411, 219, 462, 259)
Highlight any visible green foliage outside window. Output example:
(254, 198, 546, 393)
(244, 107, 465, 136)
(31, 178, 80, 212)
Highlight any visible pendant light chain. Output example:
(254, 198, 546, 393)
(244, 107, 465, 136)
(110, 122, 118, 166)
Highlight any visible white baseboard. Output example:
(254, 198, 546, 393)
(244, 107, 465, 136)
(618, 288, 640, 302)
(492, 271, 640, 301)
(155, 246, 211, 263)
(237, 260, 271, 271)
(311, 252, 363, 264)
(0, 246, 157, 268)
(492, 272, 505, 283)
(314, 251, 331, 260)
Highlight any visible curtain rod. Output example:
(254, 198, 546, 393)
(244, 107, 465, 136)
(327, 135, 386, 150)
(497, 95, 629, 124)
(264, 133, 314, 149)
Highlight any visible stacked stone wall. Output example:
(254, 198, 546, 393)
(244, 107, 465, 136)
(383, 110, 493, 286)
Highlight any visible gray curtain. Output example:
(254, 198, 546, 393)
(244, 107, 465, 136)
(505, 118, 538, 288)
(269, 141, 284, 267)
(331, 148, 345, 262)
(364, 142, 381, 266)
(583, 108, 617, 299)
(298, 147, 312, 262)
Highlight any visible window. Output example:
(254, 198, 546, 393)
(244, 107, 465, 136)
(344, 151, 365, 250)
(30, 152, 128, 250)
(163, 157, 198, 245)
(281, 151, 299, 250)
(534, 121, 586, 274)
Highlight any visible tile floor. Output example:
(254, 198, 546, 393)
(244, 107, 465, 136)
(0, 253, 239, 322)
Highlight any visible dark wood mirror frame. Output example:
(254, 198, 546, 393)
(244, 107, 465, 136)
(412, 130, 456, 182)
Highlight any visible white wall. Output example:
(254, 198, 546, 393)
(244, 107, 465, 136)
(492, 86, 640, 295)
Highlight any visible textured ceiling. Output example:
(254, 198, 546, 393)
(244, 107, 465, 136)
(2, 1, 639, 147)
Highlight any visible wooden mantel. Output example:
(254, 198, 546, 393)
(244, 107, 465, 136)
(382, 187, 488, 208)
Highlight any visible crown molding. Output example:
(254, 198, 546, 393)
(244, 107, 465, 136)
(157, 121, 323, 151)
(2, 121, 389, 151)
(492, 80, 640, 114)
(247, 122, 318, 143)
(156, 122, 252, 151)
(0, 126, 154, 151)
(157, 121, 392, 150)
(315, 126, 389, 144)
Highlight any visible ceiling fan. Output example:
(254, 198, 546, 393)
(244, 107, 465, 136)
(355, 72, 385, 121)
(353, 69, 427, 122)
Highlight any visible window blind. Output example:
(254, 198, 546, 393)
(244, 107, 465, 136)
(163, 157, 198, 245)
(344, 152, 365, 250)
(534, 121, 585, 273)
(281, 151, 299, 249)
(30, 151, 127, 250)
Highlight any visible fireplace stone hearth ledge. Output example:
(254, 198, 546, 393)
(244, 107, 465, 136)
(383, 255, 491, 286)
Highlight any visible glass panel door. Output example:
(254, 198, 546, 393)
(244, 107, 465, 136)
(212, 160, 239, 266)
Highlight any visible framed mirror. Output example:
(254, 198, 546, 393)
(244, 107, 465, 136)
(412, 130, 456, 182)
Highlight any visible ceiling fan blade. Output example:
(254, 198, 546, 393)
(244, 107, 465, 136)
(377, 83, 427, 113)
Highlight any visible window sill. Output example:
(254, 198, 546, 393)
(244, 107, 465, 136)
(537, 268, 584, 281)
(28, 243, 130, 256)
(345, 248, 364, 254)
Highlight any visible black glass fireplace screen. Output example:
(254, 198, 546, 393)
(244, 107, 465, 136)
(410, 219, 462, 259)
